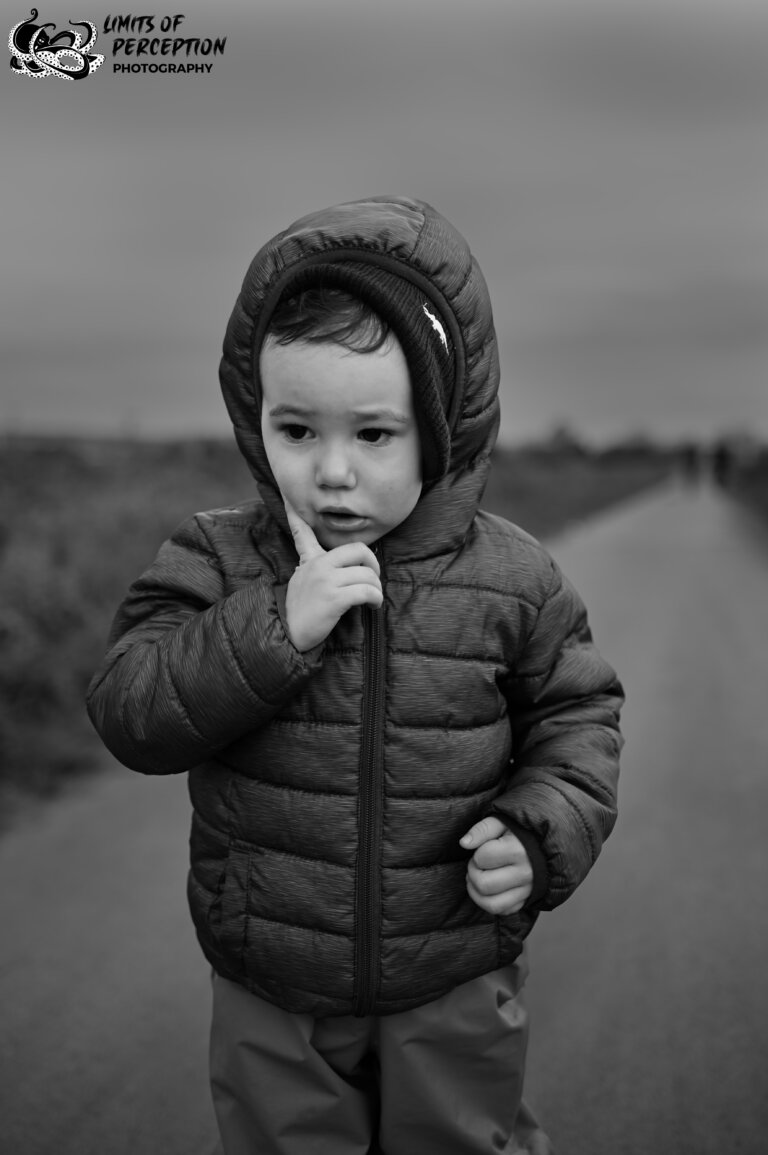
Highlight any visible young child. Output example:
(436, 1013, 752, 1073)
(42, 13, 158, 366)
(87, 195, 623, 1154)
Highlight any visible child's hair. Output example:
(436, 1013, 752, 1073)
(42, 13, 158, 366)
(261, 274, 454, 481)
(266, 288, 391, 354)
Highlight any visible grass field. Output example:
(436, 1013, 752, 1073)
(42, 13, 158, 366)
(0, 435, 672, 820)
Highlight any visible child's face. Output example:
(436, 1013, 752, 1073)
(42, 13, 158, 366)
(260, 335, 423, 549)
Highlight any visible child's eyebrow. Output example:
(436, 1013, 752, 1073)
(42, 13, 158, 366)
(267, 404, 410, 425)
(351, 408, 410, 425)
(267, 404, 315, 420)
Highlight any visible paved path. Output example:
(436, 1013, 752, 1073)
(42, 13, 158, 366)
(524, 480, 768, 1154)
(0, 767, 218, 1155)
(1, 479, 767, 1154)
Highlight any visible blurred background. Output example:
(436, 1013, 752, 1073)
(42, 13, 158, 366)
(3, 0, 767, 447)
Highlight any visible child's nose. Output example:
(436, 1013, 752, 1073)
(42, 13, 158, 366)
(315, 444, 355, 488)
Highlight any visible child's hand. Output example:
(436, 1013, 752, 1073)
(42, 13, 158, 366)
(460, 816, 534, 916)
(283, 499, 383, 652)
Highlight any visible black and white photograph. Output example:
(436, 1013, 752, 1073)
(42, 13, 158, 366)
(2, 2, 768, 1152)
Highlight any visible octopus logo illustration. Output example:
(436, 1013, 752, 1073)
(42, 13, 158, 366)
(9, 8, 104, 78)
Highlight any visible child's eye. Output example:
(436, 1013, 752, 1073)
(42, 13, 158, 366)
(281, 424, 312, 442)
(358, 428, 392, 445)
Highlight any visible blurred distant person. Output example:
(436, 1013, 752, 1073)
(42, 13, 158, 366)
(712, 441, 734, 488)
(86, 196, 624, 1155)
(680, 442, 701, 485)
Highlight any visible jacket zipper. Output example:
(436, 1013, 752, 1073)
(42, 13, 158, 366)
(352, 548, 386, 1016)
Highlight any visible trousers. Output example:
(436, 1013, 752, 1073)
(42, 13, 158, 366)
(209, 952, 554, 1155)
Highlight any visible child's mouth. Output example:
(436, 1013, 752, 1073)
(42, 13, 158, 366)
(317, 509, 368, 532)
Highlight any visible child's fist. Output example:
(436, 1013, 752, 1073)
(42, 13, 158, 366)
(283, 499, 383, 652)
(460, 816, 534, 916)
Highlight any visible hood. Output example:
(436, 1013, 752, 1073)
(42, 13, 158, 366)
(219, 195, 501, 559)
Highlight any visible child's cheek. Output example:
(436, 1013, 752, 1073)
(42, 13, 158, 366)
(262, 429, 292, 495)
(269, 454, 306, 518)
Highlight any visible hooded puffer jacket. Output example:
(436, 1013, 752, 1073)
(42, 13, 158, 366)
(87, 196, 623, 1018)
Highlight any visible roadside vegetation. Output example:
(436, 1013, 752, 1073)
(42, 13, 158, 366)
(0, 434, 674, 820)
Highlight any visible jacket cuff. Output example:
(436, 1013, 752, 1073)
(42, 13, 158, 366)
(491, 813, 549, 908)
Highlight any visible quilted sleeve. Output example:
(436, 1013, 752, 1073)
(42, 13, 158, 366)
(494, 560, 624, 909)
(86, 514, 323, 774)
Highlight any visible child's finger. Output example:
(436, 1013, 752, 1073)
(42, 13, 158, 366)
(466, 874, 530, 917)
(467, 851, 532, 893)
(326, 541, 381, 577)
(283, 498, 325, 563)
(334, 565, 382, 591)
(471, 829, 530, 872)
(338, 582, 385, 610)
(459, 815, 508, 850)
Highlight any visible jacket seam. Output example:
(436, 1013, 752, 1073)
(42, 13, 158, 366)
(381, 923, 492, 940)
(192, 808, 233, 842)
(386, 857, 479, 869)
(243, 846, 352, 869)
(516, 559, 564, 661)
(389, 647, 501, 664)
(409, 203, 432, 266)
(166, 652, 209, 743)
(154, 644, 208, 747)
(196, 807, 360, 850)
(462, 392, 499, 423)
(467, 328, 495, 368)
(543, 561, 563, 600)
(248, 912, 350, 939)
(268, 718, 359, 729)
(196, 513, 260, 532)
(213, 765, 356, 799)
(189, 512, 223, 564)
(386, 577, 543, 606)
(279, 715, 507, 730)
(556, 759, 620, 804)
(393, 718, 506, 733)
(455, 256, 476, 298)
(384, 788, 500, 804)
(217, 603, 273, 708)
(221, 716, 507, 732)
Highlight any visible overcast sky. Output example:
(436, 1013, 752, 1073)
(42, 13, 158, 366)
(3, 0, 767, 445)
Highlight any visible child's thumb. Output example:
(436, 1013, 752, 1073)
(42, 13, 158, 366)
(460, 815, 508, 850)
